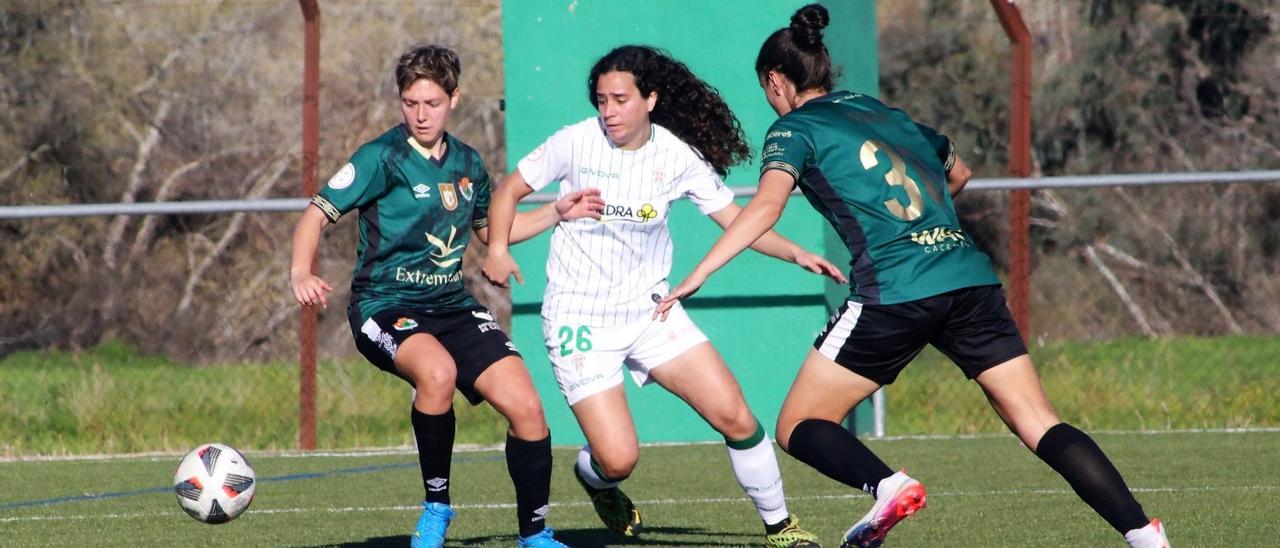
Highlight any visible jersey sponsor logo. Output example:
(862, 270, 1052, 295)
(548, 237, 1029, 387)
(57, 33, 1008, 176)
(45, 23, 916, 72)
(395, 267, 464, 285)
(910, 226, 974, 254)
(392, 317, 418, 331)
(601, 202, 658, 223)
(327, 163, 356, 190)
(766, 130, 792, 139)
(412, 183, 432, 199)
(439, 183, 458, 210)
(424, 226, 464, 267)
(762, 142, 786, 160)
(458, 177, 474, 201)
(579, 166, 621, 180)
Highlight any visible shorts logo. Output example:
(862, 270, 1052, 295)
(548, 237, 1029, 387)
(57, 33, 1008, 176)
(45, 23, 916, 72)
(327, 163, 356, 190)
(361, 318, 399, 359)
(571, 353, 586, 372)
(413, 184, 431, 199)
(653, 169, 665, 185)
(392, 318, 418, 331)
(439, 183, 458, 211)
(458, 177, 474, 201)
(563, 373, 604, 393)
(426, 477, 448, 492)
(471, 310, 495, 322)
(505, 341, 518, 352)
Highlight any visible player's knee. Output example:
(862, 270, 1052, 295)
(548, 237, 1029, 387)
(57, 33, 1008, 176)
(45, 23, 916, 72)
(503, 397, 549, 437)
(708, 402, 756, 440)
(411, 366, 456, 398)
(595, 448, 638, 481)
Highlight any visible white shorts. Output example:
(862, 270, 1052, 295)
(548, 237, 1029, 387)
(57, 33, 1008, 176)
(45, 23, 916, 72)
(543, 303, 708, 405)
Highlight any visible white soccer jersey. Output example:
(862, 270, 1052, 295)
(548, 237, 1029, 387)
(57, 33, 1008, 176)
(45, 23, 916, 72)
(517, 117, 735, 327)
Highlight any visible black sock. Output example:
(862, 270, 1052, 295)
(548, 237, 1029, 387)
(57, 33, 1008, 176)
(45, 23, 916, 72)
(506, 432, 553, 538)
(1035, 423, 1148, 533)
(411, 406, 455, 505)
(786, 419, 894, 497)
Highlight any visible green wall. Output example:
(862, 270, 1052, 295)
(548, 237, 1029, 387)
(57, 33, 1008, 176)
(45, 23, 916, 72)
(502, 0, 878, 444)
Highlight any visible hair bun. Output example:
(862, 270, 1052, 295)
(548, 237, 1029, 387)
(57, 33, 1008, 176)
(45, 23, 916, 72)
(789, 4, 829, 50)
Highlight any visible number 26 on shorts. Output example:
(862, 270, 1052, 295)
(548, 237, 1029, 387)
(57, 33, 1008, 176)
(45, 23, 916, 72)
(556, 325, 593, 356)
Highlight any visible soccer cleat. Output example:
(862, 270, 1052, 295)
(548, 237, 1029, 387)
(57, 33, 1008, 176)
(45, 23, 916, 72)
(575, 466, 643, 536)
(410, 501, 454, 548)
(841, 470, 926, 548)
(1125, 518, 1170, 548)
(517, 527, 569, 547)
(765, 515, 822, 547)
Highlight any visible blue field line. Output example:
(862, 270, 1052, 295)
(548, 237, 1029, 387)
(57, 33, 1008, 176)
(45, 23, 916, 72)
(0, 454, 503, 512)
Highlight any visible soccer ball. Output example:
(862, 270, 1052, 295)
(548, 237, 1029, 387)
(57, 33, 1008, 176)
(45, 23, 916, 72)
(173, 443, 257, 524)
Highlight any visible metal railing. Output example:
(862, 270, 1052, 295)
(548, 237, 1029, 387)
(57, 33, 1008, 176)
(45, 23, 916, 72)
(4, 170, 1278, 219)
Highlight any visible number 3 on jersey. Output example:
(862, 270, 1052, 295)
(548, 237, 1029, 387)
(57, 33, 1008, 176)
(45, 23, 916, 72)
(557, 325, 593, 356)
(860, 139, 925, 221)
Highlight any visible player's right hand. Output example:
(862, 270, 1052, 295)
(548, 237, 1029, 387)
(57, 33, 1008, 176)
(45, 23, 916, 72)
(291, 272, 333, 309)
(482, 250, 524, 288)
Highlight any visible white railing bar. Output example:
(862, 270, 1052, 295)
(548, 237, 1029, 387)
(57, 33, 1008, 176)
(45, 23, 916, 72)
(2, 170, 1277, 219)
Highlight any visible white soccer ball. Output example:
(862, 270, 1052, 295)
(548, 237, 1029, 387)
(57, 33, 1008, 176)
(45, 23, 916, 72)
(173, 443, 257, 524)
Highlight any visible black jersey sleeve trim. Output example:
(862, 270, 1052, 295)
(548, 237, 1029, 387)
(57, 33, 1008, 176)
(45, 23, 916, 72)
(943, 139, 957, 174)
(762, 161, 800, 181)
(311, 195, 341, 224)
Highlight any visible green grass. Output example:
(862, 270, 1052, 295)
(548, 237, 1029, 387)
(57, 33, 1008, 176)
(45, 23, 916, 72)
(1, 431, 1276, 546)
(2, 337, 1278, 456)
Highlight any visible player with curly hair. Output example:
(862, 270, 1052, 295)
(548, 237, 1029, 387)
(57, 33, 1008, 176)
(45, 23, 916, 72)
(482, 45, 845, 547)
(659, 5, 1171, 548)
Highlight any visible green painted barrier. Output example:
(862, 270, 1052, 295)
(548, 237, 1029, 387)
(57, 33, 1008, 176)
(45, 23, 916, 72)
(502, 0, 878, 443)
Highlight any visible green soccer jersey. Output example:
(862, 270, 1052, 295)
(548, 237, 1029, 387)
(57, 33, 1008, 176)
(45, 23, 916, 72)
(312, 125, 491, 322)
(761, 90, 1000, 305)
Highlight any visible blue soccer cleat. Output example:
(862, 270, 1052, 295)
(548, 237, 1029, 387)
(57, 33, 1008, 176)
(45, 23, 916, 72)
(517, 527, 568, 547)
(411, 501, 455, 548)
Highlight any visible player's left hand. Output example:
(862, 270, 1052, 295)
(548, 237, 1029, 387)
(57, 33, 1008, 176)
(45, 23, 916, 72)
(654, 273, 706, 321)
(795, 250, 847, 284)
(557, 188, 605, 221)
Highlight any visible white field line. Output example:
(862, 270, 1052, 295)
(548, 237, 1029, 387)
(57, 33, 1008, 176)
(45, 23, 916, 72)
(2, 484, 1276, 524)
(3, 427, 1278, 463)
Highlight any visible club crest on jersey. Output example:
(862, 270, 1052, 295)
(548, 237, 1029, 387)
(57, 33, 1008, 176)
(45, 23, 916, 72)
(458, 177, 474, 201)
(392, 317, 418, 331)
(412, 184, 431, 199)
(439, 183, 458, 211)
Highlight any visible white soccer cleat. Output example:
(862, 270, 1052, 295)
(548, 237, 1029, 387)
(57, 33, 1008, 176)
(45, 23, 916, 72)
(841, 470, 927, 548)
(1125, 518, 1170, 548)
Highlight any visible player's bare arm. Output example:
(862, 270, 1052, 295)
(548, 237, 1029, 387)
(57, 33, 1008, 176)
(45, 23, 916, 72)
(707, 202, 845, 285)
(656, 169, 795, 319)
(288, 204, 333, 309)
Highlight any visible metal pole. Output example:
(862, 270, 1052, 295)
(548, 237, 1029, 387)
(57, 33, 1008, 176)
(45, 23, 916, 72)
(298, 0, 320, 452)
(989, 0, 1033, 338)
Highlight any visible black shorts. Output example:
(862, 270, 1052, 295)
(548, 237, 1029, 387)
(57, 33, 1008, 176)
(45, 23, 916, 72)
(347, 305, 521, 405)
(812, 285, 1028, 385)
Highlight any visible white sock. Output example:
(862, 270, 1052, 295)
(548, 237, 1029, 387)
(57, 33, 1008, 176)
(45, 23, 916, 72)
(575, 444, 619, 490)
(726, 422, 790, 526)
